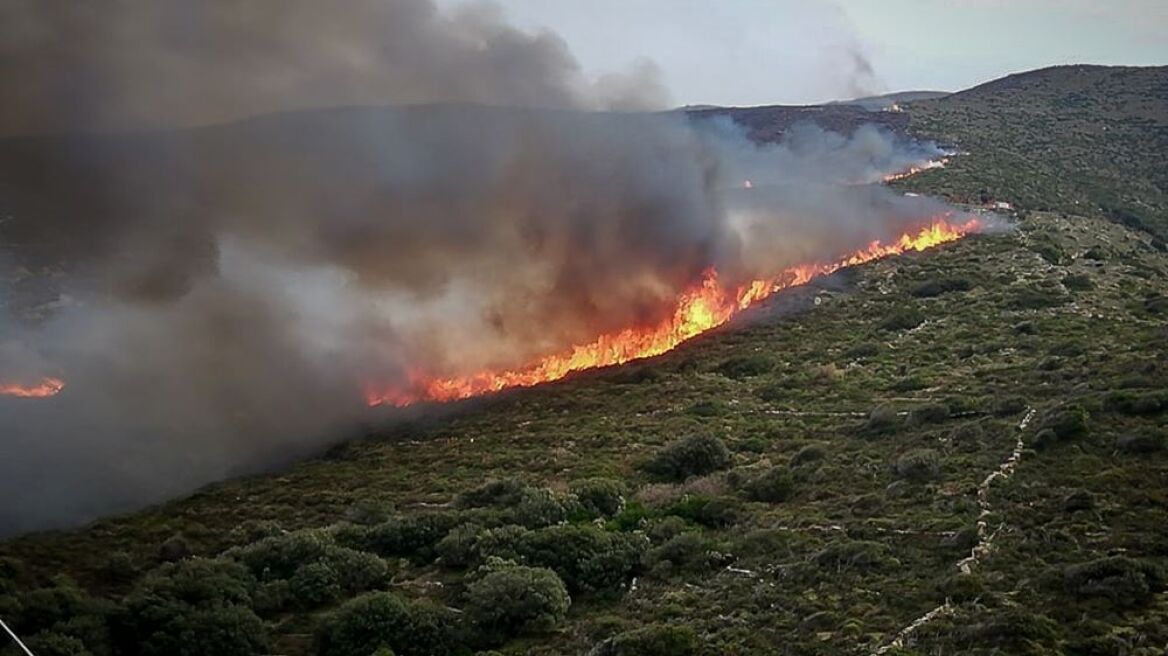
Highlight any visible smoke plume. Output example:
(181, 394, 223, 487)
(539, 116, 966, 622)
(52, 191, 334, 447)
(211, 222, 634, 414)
(0, 0, 963, 534)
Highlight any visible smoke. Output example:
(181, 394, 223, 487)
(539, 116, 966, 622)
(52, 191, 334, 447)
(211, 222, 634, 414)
(0, 0, 669, 137)
(0, 0, 966, 535)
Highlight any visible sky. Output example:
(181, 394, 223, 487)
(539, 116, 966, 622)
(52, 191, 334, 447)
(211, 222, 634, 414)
(442, 0, 1168, 106)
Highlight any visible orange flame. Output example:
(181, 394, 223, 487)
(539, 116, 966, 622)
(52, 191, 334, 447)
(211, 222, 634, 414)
(883, 158, 948, 183)
(365, 217, 981, 407)
(0, 377, 65, 398)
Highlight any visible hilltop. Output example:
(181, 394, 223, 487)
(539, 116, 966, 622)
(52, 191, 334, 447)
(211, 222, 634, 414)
(2, 66, 1168, 656)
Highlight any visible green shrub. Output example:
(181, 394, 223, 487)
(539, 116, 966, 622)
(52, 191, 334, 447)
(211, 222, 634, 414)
(229, 529, 334, 581)
(1033, 404, 1089, 449)
(844, 341, 881, 358)
(879, 309, 925, 331)
(1029, 241, 1064, 265)
(790, 443, 828, 467)
(686, 400, 727, 416)
(814, 540, 894, 571)
(510, 488, 574, 529)
(1062, 557, 1166, 607)
(910, 277, 973, 298)
(1105, 390, 1168, 416)
(894, 449, 942, 481)
(288, 562, 342, 609)
(861, 405, 901, 436)
(464, 561, 570, 641)
(716, 355, 773, 378)
(13, 631, 90, 656)
(571, 478, 627, 518)
(641, 435, 731, 481)
(1116, 432, 1165, 454)
(909, 403, 950, 425)
(435, 523, 483, 568)
(1062, 273, 1094, 291)
(456, 479, 530, 509)
(592, 624, 699, 656)
(643, 533, 714, 577)
(136, 605, 268, 656)
(316, 592, 456, 656)
(992, 395, 1028, 416)
(502, 525, 647, 595)
(740, 467, 795, 503)
(355, 513, 463, 562)
(666, 495, 742, 528)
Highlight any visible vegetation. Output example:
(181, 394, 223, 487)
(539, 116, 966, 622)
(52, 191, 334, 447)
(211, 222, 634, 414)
(2, 66, 1168, 655)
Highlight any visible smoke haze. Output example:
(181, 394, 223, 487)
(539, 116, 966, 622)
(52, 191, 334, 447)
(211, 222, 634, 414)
(0, 0, 965, 534)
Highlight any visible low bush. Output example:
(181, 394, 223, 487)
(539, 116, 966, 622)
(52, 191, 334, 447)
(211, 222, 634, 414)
(716, 355, 773, 379)
(879, 309, 925, 331)
(1115, 432, 1165, 454)
(316, 592, 457, 656)
(643, 533, 714, 577)
(814, 540, 894, 572)
(641, 435, 731, 481)
(910, 277, 973, 298)
(909, 403, 951, 425)
(571, 478, 626, 518)
(1062, 557, 1166, 607)
(1033, 404, 1089, 449)
(464, 560, 571, 641)
(592, 624, 699, 656)
(502, 525, 648, 595)
(1105, 390, 1168, 416)
(894, 449, 943, 482)
(790, 443, 828, 467)
(740, 467, 795, 503)
(861, 405, 901, 436)
(666, 495, 742, 528)
(1062, 273, 1094, 291)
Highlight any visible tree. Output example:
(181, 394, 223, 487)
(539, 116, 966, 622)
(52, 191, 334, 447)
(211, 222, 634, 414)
(464, 562, 570, 642)
(641, 435, 731, 481)
(316, 592, 456, 656)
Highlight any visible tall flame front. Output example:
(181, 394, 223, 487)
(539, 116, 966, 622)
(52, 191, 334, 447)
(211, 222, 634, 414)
(365, 217, 981, 407)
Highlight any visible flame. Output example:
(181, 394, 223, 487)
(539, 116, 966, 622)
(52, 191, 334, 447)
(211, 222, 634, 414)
(0, 377, 65, 398)
(883, 158, 948, 182)
(365, 217, 981, 407)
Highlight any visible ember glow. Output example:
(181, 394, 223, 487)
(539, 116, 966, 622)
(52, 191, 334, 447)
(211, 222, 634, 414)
(884, 158, 948, 182)
(365, 217, 981, 407)
(0, 377, 65, 398)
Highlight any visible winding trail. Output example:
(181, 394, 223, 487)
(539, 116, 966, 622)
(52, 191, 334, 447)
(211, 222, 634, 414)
(870, 407, 1035, 655)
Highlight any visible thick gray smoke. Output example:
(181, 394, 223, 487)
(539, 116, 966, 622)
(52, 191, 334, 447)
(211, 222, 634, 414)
(0, 0, 965, 535)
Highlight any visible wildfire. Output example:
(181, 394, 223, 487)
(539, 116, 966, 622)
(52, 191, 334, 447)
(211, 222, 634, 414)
(883, 158, 948, 182)
(365, 217, 981, 407)
(0, 377, 65, 398)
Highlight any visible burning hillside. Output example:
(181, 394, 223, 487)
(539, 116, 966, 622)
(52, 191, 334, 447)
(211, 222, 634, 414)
(366, 217, 980, 406)
(0, 377, 65, 399)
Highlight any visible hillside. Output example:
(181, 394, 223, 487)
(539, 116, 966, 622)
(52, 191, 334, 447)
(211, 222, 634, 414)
(896, 65, 1168, 239)
(2, 68, 1168, 656)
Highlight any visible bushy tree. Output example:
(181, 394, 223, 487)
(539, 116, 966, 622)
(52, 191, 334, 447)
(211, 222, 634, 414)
(570, 478, 627, 518)
(316, 592, 456, 656)
(464, 560, 570, 641)
(641, 435, 731, 481)
(498, 525, 647, 595)
(288, 562, 342, 609)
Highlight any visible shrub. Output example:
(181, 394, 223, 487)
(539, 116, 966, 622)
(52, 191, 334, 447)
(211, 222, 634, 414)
(646, 516, 690, 544)
(992, 395, 1028, 416)
(716, 355, 773, 379)
(464, 562, 571, 641)
(1105, 390, 1168, 416)
(571, 478, 627, 518)
(592, 624, 699, 656)
(666, 495, 742, 528)
(230, 529, 334, 581)
(456, 479, 530, 509)
(1062, 557, 1166, 607)
(814, 540, 894, 571)
(1029, 241, 1064, 265)
(510, 488, 573, 529)
(910, 277, 973, 298)
(1116, 432, 1165, 454)
(1062, 274, 1094, 291)
(740, 468, 795, 503)
(136, 605, 268, 656)
(686, 400, 727, 416)
(435, 523, 483, 568)
(117, 560, 266, 656)
(503, 526, 647, 595)
(909, 403, 950, 425)
(894, 449, 942, 482)
(13, 579, 98, 637)
(879, 309, 925, 331)
(861, 405, 901, 436)
(641, 435, 731, 481)
(643, 533, 713, 577)
(790, 443, 828, 467)
(158, 534, 192, 563)
(316, 592, 456, 656)
(357, 513, 463, 562)
(1033, 404, 1089, 449)
(288, 562, 342, 609)
(844, 341, 881, 358)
